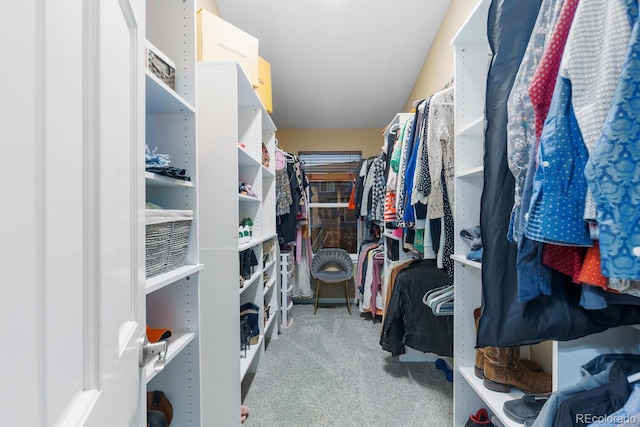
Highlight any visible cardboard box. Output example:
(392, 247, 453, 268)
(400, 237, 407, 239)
(196, 8, 259, 87)
(256, 56, 273, 114)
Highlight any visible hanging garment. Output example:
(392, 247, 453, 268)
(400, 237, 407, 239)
(402, 99, 428, 225)
(524, 73, 592, 246)
(380, 259, 453, 357)
(586, 383, 640, 427)
(560, 0, 634, 223)
(513, 0, 577, 299)
(528, 0, 580, 142)
(552, 361, 632, 427)
(276, 163, 301, 245)
(479, 0, 544, 346)
(479, 0, 640, 347)
(380, 258, 415, 328)
(531, 354, 640, 427)
(394, 116, 415, 228)
(426, 87, 455, 220)
(506, 0, 565, 243)
(584, 4, 640, 280)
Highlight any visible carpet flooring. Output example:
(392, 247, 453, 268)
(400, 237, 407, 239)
(241, 303, 453, 426)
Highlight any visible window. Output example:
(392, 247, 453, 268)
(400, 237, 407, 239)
(299, 152, 361, 254)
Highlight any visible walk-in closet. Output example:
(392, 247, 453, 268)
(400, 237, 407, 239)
(8, 0, 640, 426)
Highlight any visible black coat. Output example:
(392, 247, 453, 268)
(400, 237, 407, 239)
(380, 259, 453, 357)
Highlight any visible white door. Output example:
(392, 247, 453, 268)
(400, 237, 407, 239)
(2, 0, 146, 426)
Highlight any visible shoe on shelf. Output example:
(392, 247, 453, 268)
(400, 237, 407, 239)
(483, 346, 552, 394)
(473, 308, 543, 379)
(465, 408, 493, 427)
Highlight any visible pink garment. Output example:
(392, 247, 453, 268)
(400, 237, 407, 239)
(356, 243, 379, 292)
(370, 252, 385, 315)
(296, 225, 312, 268)
(529, 0, 580, 141)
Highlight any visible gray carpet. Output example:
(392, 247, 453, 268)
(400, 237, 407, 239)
(241, 303, 453, 426)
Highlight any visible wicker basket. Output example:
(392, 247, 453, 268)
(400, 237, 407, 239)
(146, 209, 193, 278)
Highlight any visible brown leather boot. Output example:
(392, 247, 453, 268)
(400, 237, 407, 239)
(483, 346, 551, 394)
(473, 308, 543, 379)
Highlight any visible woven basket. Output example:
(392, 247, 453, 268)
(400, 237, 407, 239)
(146, 210, 193, 278)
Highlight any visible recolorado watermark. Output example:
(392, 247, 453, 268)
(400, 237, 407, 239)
(575, 413, 638, 424)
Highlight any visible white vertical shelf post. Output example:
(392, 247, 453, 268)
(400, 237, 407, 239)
(197, 61, 278, 425)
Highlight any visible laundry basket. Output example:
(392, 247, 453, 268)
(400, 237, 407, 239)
(146, 209, 194, 278)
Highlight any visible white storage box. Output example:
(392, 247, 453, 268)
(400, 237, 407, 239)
(145, 209, 193, 278)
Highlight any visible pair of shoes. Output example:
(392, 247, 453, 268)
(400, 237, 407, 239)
(483, 346, 552, 394)
(465, 408, 493, 427)
(238, 182, 257, 198)
(503, 393, 549, 424)
(241, 405, 250, 423)
(473, 308, 544, 379)
(239, 218, 253, 244)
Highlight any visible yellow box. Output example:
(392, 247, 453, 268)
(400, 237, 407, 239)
(256, 56, 272, 114)
(196, 8, 259, 87)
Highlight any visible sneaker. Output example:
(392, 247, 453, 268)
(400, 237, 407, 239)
(465, 408, 493, 427)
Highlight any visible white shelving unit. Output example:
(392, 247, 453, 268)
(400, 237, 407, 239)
(451, 1, 500, 425)
(144, 1, 202, 425)
(197, 61, 279, 425)
(451, 2, 640, 425)
(280, 252, 295, 328)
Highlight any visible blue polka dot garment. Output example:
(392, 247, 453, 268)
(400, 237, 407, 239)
(524, 75, 593, 247)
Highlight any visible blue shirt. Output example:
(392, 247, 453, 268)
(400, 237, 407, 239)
(525, 75, 592, 246)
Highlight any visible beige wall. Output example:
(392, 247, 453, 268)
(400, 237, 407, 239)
(277, 128, 384, 158)
(403, 0, 479, 112)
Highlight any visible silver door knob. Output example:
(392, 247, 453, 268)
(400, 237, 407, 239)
(139, 335, 167, 372)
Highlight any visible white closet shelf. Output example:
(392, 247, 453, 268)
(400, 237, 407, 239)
(451, 254, 482, 270)
(265, 309, 277, 333)
(263, 278, 277, 296)
(145, 171, 194, 188)
(264, 260, 276, 271)
(240, 334, 264, 381)
(458, 367, 524, 427)
(457, 166, 484, 180)
(240, 269, 262, 295)
(383, 230, 403, 241)
(262, 166, 275, 178)
(238, 146, 261, 167)
(145, 331, 196, 383)
(456, 115, 484, 137)
(239, 233, 278, 251)
(146, 264, 204, 294)
(145, 71, 195, 114)
(239, 194, 261, 203)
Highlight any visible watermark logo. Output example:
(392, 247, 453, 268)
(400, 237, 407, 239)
(575, 414, 638, 424)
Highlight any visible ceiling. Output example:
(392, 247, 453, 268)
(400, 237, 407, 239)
(216, 0, 451, 129)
